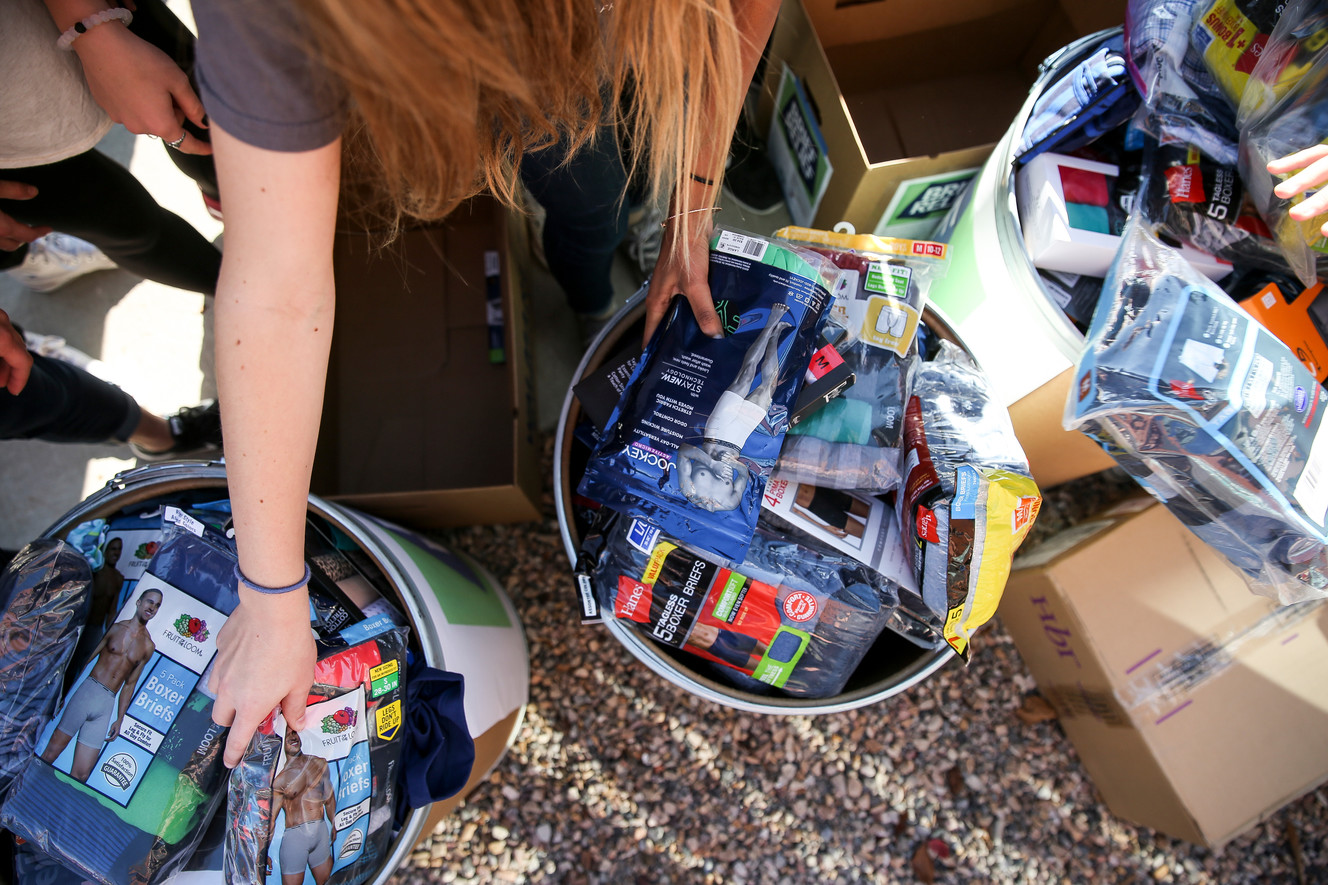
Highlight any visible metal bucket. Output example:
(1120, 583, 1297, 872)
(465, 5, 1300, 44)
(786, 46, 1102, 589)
(39, 461, 530, 884)
(553, 291, 959, 714)
(924, 27, 1124, 486)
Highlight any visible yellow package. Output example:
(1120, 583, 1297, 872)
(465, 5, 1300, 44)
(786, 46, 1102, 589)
(1192, 0, 1284, 106)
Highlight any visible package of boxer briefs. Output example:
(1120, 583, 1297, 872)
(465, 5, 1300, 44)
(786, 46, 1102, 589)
(0, 510, 239, 885)
(1067, 219, 1328, 603)
(0, 539, 93, 796)
(585, 512, 896, 698)
(225, 624, 408, 885)
(578, 228, 839, 562)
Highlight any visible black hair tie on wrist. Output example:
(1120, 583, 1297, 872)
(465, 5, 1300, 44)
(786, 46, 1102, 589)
(690, 173, 716, 187)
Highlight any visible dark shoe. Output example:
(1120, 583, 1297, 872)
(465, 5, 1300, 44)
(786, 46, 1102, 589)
(130, 400, 223, 462)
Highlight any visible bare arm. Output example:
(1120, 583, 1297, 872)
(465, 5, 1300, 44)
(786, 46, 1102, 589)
(644, 0, 782, 343)
(321, 764, 337, 834)
(109, 653, 148, 739)
(207, 126, 339, 766)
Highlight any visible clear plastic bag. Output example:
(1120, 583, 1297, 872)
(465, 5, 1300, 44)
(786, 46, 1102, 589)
(0, 540, 93, 796)
(1236, 0, 1328, 287)
(1125, 0, 1241, 163)
(582, 512, 898, 698)
(772, 227, 950, 491)
(898, 343, 1042, 660)
(1065, 218, 1328, 603)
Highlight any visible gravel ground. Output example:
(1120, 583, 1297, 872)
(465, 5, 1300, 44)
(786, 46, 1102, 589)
(390, 440, 1328, 884)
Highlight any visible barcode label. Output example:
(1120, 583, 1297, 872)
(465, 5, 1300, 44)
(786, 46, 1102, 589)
(163, 506, 205, 537)
(715, 231, 768, 261)
(1295, 426, 1328, 526)
(577, 574, 600, 619)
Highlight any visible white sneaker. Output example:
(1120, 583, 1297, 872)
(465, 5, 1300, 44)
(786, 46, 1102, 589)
(623, 206, 664, 279)
(6, 233, 117, 293)
(21, 330, 120, 384)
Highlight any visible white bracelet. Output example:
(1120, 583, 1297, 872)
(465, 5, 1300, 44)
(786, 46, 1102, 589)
(56, 8, 133, 51)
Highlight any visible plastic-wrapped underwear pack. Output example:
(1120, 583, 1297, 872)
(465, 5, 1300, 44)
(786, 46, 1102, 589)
(582, 512, 897, 698)
(772, 227, 950, 492)
(1236, 0, 1328, 287)
(0, 540, 92, 795)
(1065, 219, 1328, 603)
(225, 624, 409, 885)
(1191, 0, 1287, 107)
(0, 512, 239, 885)
(579, 228, 839, 562)
(898, 343, 1043, 660)
(1124, 0, 1240, 164)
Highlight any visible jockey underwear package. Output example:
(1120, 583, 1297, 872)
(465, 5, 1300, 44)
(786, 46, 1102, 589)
(0, 540, 93, 796)
(1066, 219, 1328, 604)
(898, 343, 1042, 660)
(580, 511, 898, 698)
(225, 624, 409, 885)
(772, 227, 950, 493)
(0, 512, 239, 885)
(579, 229, 840, 562)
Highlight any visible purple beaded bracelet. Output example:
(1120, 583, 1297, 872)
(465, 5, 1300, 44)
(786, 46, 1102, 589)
(233, 563, 312, 595)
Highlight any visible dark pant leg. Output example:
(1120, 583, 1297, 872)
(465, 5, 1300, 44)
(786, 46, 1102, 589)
(127, 0, 219, 200)
(519, 132, 632, 317)
(0, 152, 221, 295)
(0, 352, 139, 443)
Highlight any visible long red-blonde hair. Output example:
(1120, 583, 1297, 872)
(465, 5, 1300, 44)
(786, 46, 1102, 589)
(293, 0, 743, 236)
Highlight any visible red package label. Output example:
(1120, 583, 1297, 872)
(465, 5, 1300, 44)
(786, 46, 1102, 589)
(1166, 164, 1205, 203)
(1234, 34, 1268, 74)
(615, 576, 654, 623)
(806, 344, 845, 380)
(782, 590, 819, 623)
(917, 505, 940, 544)
(1013, 496, 1040, 532)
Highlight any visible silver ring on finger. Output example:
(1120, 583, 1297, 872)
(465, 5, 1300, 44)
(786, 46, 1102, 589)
(166, 134, 186, 150)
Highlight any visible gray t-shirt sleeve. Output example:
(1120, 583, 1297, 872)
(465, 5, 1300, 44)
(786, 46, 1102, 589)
(194, 0, 348, 152)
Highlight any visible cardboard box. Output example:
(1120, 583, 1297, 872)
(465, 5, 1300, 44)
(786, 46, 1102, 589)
(312, 197, 541, 528)
(758, 0, 1126, 233)
(1001, 500, 1328, 847)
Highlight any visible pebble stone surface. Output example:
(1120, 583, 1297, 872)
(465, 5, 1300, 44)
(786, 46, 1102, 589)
(393, 442, 1328, 884)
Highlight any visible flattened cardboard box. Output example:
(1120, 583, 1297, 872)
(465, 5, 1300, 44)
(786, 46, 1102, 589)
(757, 0, 1126, 233)
(1001, 500, 1328, 848)
(313, 197, 541, 528)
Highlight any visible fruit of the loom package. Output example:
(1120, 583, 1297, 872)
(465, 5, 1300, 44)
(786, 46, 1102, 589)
(1236, 0, 1328, 287)
(581, 512, 903, 698)
(771, 226, 950, 493)
(578, 229, 840, 562)
(1191, 0, 1288, 107)
(225, 624, 409, 885)
(1124, 0, 1240, 164)
(897, 343, 1042, 660)
(0, 511, 239, 885)
(1066, 218, 1328, 604)
(1141, 139, 1293, 271)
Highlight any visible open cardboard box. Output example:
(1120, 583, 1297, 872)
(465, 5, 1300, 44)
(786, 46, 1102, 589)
(311, 196, 541, 529)
(1002, 498, 1328, 847)
(758, 0, 1125, 233)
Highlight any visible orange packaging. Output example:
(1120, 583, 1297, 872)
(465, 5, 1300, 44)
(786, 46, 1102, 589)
(1240, 281, 1328, 382)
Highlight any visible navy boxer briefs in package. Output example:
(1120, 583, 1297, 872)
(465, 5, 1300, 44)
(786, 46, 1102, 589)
(579, 229, 839, 562)
(0, 509, 239, 885)
(226, 624, 409, 885)
(0, 540, 92, 795)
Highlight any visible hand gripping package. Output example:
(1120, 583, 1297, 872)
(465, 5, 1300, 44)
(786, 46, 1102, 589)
(897, 343, 1043, 660)
(225, 624, 409, 885)
(1065, 219, 1328, 604)
(0, 511, 240, 885)
(584, 512, 898, 698)
(578, 229, 840, 562)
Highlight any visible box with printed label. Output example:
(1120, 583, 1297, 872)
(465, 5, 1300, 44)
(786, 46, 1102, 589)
(312, 197, 540, 528)
(1001, 499, 1328, 848)
(757, 0, 1127, 233)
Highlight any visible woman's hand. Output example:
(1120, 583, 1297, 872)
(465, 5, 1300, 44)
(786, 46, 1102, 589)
(0, 308, 34, 396)
(71, 21, 211, 155)
(643, 209, 722, 344)
(210, 589, 315, 767)
(1269, 144, 1328, 238)
(0, 181, 52, 251)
